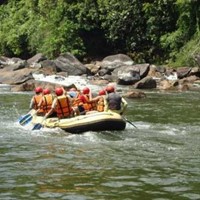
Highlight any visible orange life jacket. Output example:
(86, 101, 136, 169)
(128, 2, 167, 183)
(33, 94, 43, 110)
(41, 94, 54, 114)
(56, 96, 72, 118)
(88, 94, 97, 111)
(72, 98, 83, 107)
(82, 94, 97, 111)
(97, 97, 105, 112)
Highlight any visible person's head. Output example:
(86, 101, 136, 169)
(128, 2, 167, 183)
(98, 89, 106, 96)
(55, 88, 63, 96)
(105, 85, 115, 93)
(35, 87, 43, 94)
(82, 87, 90, 95)
(69, 87, 77, 91)
(43, 88, 51, 95)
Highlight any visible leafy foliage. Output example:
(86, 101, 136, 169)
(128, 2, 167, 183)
(0, 0, 199, 66)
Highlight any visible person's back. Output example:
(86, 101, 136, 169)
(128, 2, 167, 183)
(45, 87, 73, 119)
(56, 95, 72, 118)
(106, 92, 122, 110)
(29, 87, 43, 111)
(104, 85, 127, 115)
(38, 88, 54, 116)
(81, 87, 95, 111)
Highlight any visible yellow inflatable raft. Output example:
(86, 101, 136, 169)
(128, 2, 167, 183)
(31, 111, 126, 133)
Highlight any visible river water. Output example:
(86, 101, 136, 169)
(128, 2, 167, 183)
(0, 90, 199, 200)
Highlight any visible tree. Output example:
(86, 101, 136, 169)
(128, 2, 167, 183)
(160, 0, 200, 66)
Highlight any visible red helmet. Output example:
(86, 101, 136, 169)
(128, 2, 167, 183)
(35, 87, 43, 93)
(43, 88, 50, 95)
(105, 85, 115, 93)
(82, 87, 90, 94)
(98, 89, 106, 96)
(55, 88, 63, 96)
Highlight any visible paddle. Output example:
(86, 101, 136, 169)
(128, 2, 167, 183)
(123, 116, 138, 129)
(32, 122, 43, 130)
(19, 113, 33, 126)
(32, 117, 46, 130)
(18, 110, 36, 126)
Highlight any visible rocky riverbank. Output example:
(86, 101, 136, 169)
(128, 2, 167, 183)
(1, 53, 200, 98)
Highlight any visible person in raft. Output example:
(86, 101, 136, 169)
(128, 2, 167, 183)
(67, 87, 86, 115)
(104, 85, 128, 115)
(36, 88, 56, 117)
(29, 86, 43, 112)
(81, 87, 97, 112)
(44, 87, 73, 119)
(88, 89, 107, 112)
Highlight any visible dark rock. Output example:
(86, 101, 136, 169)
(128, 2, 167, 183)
(3, 60, 27, 71)
(176, 67, 192, 78)
(40, 60, 57, 73)
(54, 52, 88, 75)
(0, 67, 35, 85)
(101, 54, 134, 71)
(27, 53, 47, 64)
(117, 70, 140, 85)
(134, 76, 157, 89)
(123, 90, 146, 98)
(98, 68, 111, 76)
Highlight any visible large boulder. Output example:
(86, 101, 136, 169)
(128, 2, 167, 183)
(100, 54, 134, 71)
(112, 63, 150, 85)
(40, 60, 57, 74)
(27, 53, 47, 65)
(157, 79, 179, 90)
(0, 67, 35, 85)
(85, 63, 101, 75)
(3, 57, 24, 65)
(54, 53, 89, 75)
(176, 67, 192, 78)
(117, 68, 140, 85)
(2, 60, 27, 71)
(189, 66, 200, 77)
(134, 76, 157, 89)
(0, 56, 10, 66)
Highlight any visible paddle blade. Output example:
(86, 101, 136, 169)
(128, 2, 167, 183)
(19, 114, 33, 126)
(32, 123, 43, 130)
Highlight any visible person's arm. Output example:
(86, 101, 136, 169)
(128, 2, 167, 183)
(61, 87, 67, 95)
(120, 97, 128, 115)
(45, 108, 54, 119)
(88, 96, 100, 103)
(29, 98, 34, 110)
(89, 90, 93, 100)
(103, 97, 108, 112)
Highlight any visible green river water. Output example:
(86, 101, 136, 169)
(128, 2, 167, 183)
(0, 90, 199, 200)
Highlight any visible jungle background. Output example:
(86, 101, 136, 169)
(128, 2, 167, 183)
(0, 0, 199, 67)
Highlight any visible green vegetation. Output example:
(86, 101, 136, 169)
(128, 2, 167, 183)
(0, 0, 199, 67)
